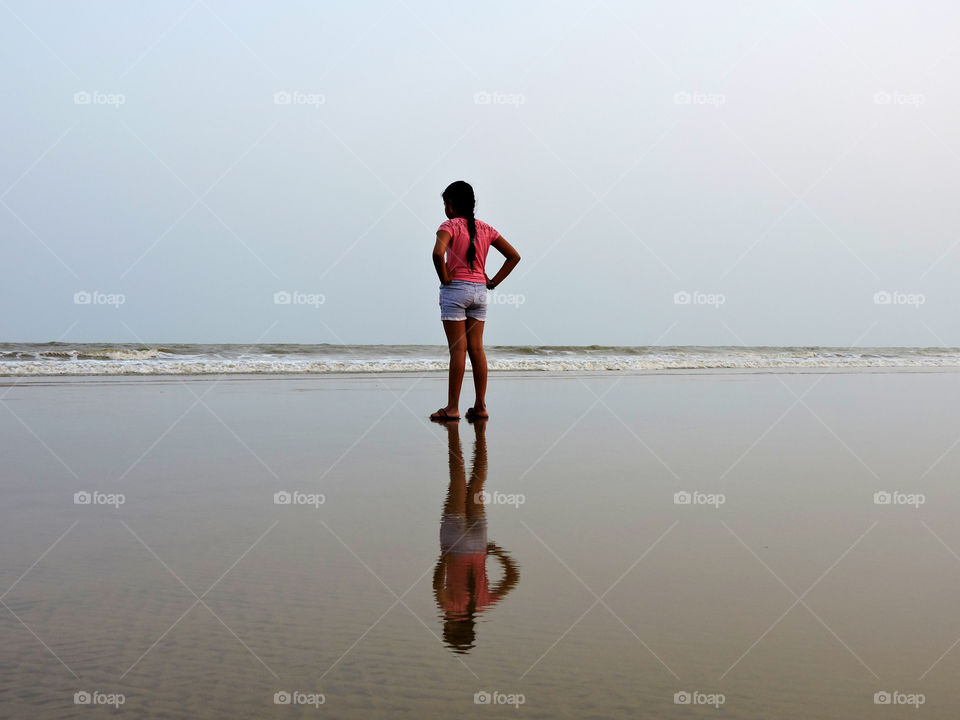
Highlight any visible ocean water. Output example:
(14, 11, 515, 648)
(2, 343, 960, 376)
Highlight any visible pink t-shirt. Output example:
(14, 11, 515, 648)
(438, 217, 499, 283)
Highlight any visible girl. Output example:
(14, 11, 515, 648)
(430, 181, 521, 422)
(433, 420, 519, 653)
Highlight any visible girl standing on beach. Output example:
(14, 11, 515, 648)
(430, 181, 521, 422)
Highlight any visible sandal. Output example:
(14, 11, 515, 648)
(430, 408, 460, 422)
(465, 407, 489, 421)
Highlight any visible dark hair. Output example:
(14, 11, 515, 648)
(442, 616, 477, 654)
(442, 181, 478, 269)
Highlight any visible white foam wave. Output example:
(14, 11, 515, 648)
(4, 349, 960, 376)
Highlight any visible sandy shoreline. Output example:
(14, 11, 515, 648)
(4, 363, 960, 386)
(2, 370, 960, 718)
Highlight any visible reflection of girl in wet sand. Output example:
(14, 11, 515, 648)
(433, 420, 519, 654)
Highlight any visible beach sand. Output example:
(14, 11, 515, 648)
(2, 369, 959, 718)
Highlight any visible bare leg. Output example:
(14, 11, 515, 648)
(441, 320, 467, 416)
(442, 423, 465, 513)
(465, 318, 488, 416)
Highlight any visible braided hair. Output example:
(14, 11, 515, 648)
(442, 181, 478, 269)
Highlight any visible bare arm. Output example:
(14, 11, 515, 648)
(486, 543, 520, 603)
(485, 236, 521, 290)
(431, 230, 452, 285)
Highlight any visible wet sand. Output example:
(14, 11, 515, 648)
(2, 369, 960, 718)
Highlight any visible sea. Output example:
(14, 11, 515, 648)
(2, 343, 960, 376)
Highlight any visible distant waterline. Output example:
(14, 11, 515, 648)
(2, 343, 960, 376)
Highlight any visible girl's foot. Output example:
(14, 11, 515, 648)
(465, 406, 489, 421)
(430, 407, 460, 422)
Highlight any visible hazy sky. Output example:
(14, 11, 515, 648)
(2, 1, 958, 347)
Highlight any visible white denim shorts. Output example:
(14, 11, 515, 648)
(440, 513, 488, 554)
(439, 280, 487, 321)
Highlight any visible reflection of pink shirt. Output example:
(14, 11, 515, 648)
(438, 218, 499, 283)
(440, 552, 492, 615)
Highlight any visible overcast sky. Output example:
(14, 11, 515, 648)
(2, 1, 958, 347)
